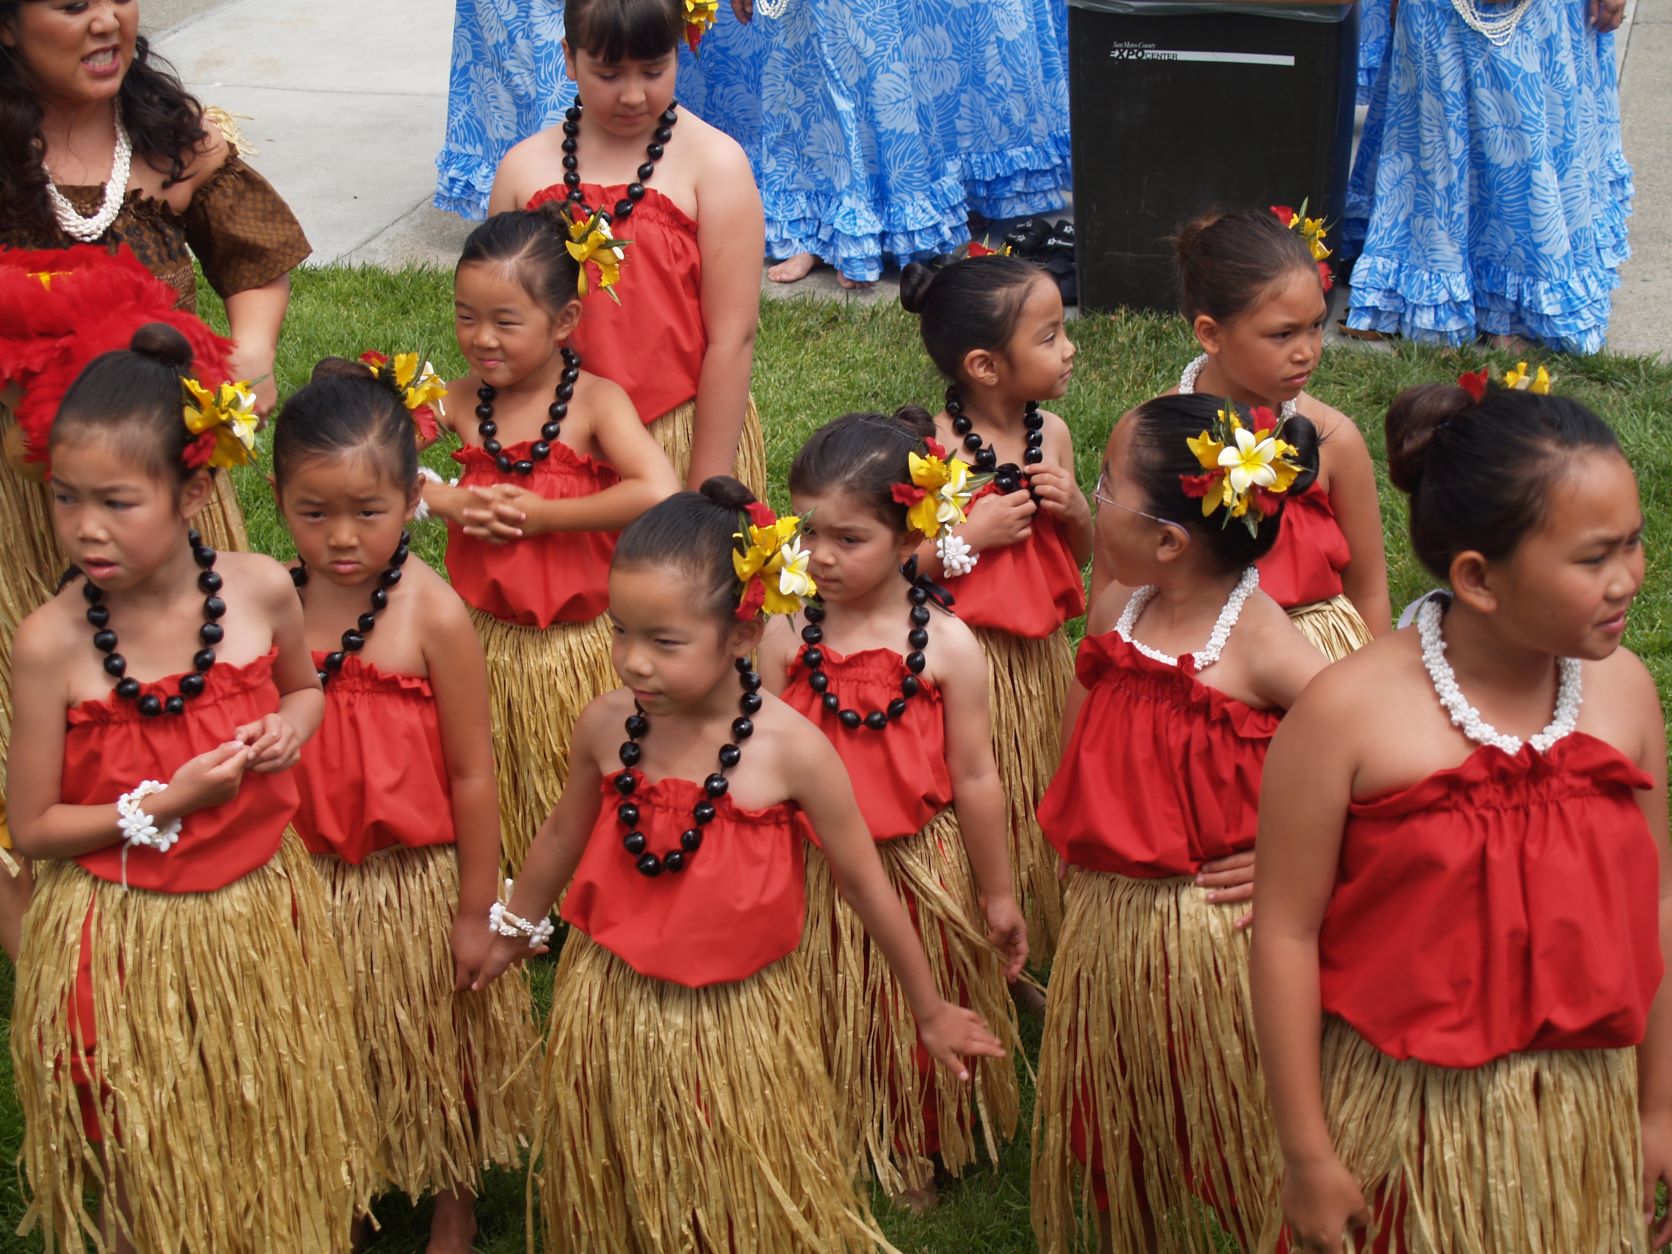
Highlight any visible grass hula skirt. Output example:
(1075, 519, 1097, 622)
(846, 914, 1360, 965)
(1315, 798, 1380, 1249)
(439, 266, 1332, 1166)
(1258, 1020, 1645, 1253)
(530, 931, 893, 1253)
(1286, 595, 1372, 664)
(645, 395, 769, 498)
(470, 608, 619, 872)
(11, 831, 379, 1253)
(803, 810, 1022, 1196)
(971, 625, 1075, 965)
(1033, 871, 1275, 1254)
(311, 844, 539, 1200)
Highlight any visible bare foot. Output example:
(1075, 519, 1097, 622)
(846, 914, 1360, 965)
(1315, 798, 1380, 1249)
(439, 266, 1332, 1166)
(837, 273, 876, 290)
(427, 1188, 478, 1253)
(1011, 978, 1047, 1016)
(767, 253, 820, 283)
(892, 1181, 939, 1214)
(1487, 332, 1535, 354)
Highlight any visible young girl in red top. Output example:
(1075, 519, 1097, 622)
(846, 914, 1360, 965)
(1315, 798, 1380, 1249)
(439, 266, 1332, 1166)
(4, 324, 376, 1252)
(1032, 394, 1327, 1252)
(900, 253, 1091, 964)
(1253, 378, 1672, 1253)
(489, 0, 767, 492)
(1092, 207, 1391, 659)
(759, 409, 1028, 1205)
(473, 477, 1005, 1251)
(276, 357, 538, 1253)
(422, 206, 680, 866)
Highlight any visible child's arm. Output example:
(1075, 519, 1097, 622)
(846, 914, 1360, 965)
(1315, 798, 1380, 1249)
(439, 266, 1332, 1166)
(793, 722, 1006, 1078)
(423, 582, 506, 990)
(1249, 669, 1370, 1250)
(756, 617, 798, 698)
(472, 698, 612, 988)
(237, 556, 324, 772)
(689, 137, 765, 488)
(1028, 413, 1093, 565)
(6, 611, 251, 857)
(1317, 409, 1392, 637)
(936, 620, 1026, 978)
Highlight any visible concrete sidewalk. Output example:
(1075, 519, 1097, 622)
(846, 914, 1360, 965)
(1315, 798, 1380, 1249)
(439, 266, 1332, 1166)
(151, 0, 1669, 358)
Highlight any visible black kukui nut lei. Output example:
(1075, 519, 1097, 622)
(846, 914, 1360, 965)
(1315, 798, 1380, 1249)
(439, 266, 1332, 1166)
(562, 98, 678, 224)
(800, 575, 933, 732)
(290, 530, 411, 686)
(614, 657, 763, 878)
(945, 385, 1044, 498)
(82, 528, 221, 717)
(476, 347, 581, 476)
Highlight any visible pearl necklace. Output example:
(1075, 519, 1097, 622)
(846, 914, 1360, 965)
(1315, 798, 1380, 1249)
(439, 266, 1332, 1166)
(47, 106, 133, 243)
(1177, 354, 1298, 423)
(1416, 598, 1580, 755)
(1448, 0, 1534, 46)
(1116, 566, 1259, 670)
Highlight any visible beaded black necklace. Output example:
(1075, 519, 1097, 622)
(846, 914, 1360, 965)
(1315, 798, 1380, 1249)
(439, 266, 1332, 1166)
(799, 570, 936, 731)
(613, 658, 762, 878)
(476, 347, 581, 476)
(81, 528, 222, 717)
(289, 531, 410, 686)
(945, 385, 1044, 496)
(561, 98, 678, 225)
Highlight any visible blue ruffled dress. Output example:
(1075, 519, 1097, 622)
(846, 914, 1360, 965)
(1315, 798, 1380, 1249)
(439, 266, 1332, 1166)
(1340, 0, 1632, 354)
(1356, 0, 1392, 105)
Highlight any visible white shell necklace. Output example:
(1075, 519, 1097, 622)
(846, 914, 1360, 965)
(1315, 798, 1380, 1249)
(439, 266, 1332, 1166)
(1178, 353, 1297, 423)
(1416, 597, 1581, 755)
(1448, 0, 1533, 47)
(1116, 566, 1260, 670)
(46, 106, 132, 243)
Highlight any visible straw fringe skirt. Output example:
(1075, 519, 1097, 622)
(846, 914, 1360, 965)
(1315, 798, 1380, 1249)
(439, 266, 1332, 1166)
(972, 625, 1074, 965)
(1033, 871, 1275, 1254)
(1258, 1019, 1646, 1253)
(803, 809, 1022, 1195)
(530, 932, 892, 1253)
(470, 608, 619, 872)
(10, 831, 379, 1253)
(311, 844, 539, 1200)
(1286, 594, 1372, 664)
(646, 395, 768, 497)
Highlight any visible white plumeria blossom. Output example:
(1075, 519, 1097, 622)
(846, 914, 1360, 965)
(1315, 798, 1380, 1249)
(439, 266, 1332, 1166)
(224, 385, 260, 454)
(1217, 426, 1281, 495)
(777, 539, 816, 598)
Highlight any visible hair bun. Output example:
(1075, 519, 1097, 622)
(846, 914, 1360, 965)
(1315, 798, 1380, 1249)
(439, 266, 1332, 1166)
(1174, 210, 1224, 268)
(1384, 383, 1473, 495)
(898, 262, 938, 315)
(890, 403, 936, 439)
(699, 475, 757, 512)
(128, 322, 193, 370)
(310, 356, 372, 383)
(1280, 411, 1323, 497)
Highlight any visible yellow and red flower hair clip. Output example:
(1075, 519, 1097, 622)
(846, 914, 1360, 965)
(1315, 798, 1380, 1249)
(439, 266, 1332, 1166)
(1179, 402, 1304, 537)
(683, 0, 720, 52)
(1271, 199, 1334, 292)
(566, 206, 631, 302)
(890, 437, 990, 540)
(1502, 361, 1553, 394)
(1457, 367, 1491, 403)
(360, 350, 447, 441)
(733, 502, 817, 620)
(966, 240, 1015, 259)
(181, 377, 259, 471)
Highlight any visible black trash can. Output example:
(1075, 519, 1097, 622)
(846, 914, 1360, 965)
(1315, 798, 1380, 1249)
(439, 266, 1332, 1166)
(1068, 0, 1359, 313)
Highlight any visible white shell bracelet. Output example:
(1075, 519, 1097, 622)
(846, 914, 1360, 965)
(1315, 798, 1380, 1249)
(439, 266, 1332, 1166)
(936, 532, 979, 578)
(117, 781, 182, 853)
(413, 466, 455, 523)
(489, 879, 554, 948)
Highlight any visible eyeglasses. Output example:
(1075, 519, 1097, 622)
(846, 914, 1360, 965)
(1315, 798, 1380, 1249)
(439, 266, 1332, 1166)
(1094, 471, 1179, 528)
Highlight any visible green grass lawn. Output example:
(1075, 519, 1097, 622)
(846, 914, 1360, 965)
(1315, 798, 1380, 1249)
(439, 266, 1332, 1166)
(1, 265, 1669, 1251)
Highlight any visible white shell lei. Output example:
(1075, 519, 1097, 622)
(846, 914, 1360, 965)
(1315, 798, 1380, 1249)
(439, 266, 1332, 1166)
(1416, 597, 1581, 754)
(1448, 0, 1533, 46)
(1178, 354, 1297, 423)
(46, 107, 133, 243)
(1116, 566, 1260, 670)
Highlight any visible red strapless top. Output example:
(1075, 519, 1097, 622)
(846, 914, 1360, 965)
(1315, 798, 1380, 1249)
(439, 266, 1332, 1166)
(446, 438, 618, 627)
(63, 649, 298, 893)
(781, 644, 953, 841)
(1038, 633, 1280, 877)
(942, 486, 1086, 637)
(294, 655, 453, 863)
(1319, 734, 1661, 1068)
(561, 774, 809, 988)
(1256, 482, 1350, 608)
(526, 183, 703, 425)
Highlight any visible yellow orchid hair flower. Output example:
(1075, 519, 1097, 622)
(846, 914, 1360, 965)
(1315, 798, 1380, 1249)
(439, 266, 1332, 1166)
(732, 504, 816, 618)
(1502, 361, 1554, 395)
(566, 208, 631, 303)
(181, 377, 259, 471)
(1178, 403, 1305, 536)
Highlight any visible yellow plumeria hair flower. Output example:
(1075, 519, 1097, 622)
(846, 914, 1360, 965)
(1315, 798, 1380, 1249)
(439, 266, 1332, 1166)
(180, 377, 259, 471)
(683, 0, 719, 51)
(566, 207, 631, 304)
(890, 436, 989, 540)
(1179, 401, 1304, 537)
(1502, 361, 1554, 395)
(359, 350, 446, 441)
(732, 501, 816, 619)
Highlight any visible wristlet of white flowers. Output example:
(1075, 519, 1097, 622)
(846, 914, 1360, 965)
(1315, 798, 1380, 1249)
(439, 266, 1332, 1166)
(116, 780, 183, 888)
(412, 466, 456, 524)
(489, 878, 555, 948)
(936, 531, 979, 578)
